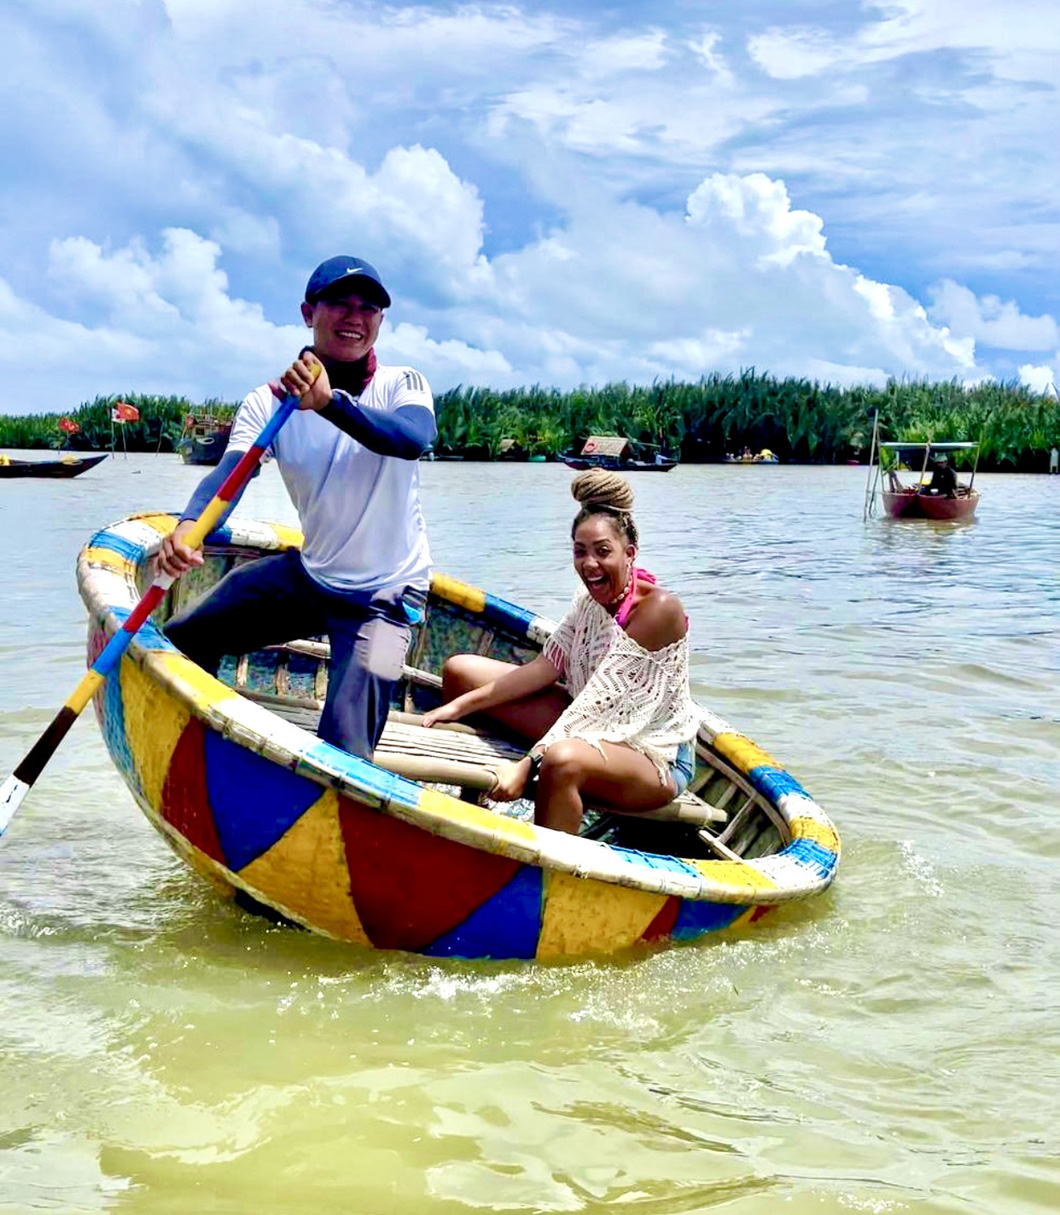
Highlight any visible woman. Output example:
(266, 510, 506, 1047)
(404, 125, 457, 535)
(422, 470, 701, 833)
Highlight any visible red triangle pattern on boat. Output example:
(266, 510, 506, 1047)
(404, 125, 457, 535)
(161, 717, 225, 864)
(338, 796, 522, 951)
(641, 896, 680, 942)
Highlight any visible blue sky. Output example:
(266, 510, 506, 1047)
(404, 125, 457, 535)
(1, 0, 1057, 412)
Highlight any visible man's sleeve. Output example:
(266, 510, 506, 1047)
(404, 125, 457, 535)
(320, 370, 436, 459)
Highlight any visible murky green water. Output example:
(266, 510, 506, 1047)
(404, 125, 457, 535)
(1, 454, 1058, 1213)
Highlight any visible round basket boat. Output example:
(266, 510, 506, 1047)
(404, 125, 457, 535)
(77, 513, 840, 960)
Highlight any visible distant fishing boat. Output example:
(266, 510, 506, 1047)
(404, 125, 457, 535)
(177, 414, 232, 466)
(76, 512, 840, 960)
(558, 436, 678, 473)
(0, 453, 108, 480)
(866, 440, 980, 521)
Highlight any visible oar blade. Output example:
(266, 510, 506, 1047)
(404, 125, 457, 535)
(0, 774, 30, 837)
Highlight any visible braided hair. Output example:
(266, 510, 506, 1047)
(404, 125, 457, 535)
(569, 469, 638, 546)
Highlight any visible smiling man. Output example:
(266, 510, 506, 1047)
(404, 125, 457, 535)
(158, 255, 436, 760)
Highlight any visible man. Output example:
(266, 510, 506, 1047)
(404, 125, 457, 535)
(922, 453, 958, 498)
(158, 255, 436, 760)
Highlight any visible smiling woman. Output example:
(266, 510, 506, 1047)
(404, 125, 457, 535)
(423, 469, 701, 833)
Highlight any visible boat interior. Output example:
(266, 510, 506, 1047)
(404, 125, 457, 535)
(160, 547, 789, 867)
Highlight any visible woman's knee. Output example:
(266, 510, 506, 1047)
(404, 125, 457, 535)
(539, 740, 591, 785)
(440, 653, 482, 697)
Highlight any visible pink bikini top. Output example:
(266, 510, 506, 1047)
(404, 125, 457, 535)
(614, 567, 654, 629)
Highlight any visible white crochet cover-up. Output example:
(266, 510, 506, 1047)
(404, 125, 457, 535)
(536, 587, 702, 783)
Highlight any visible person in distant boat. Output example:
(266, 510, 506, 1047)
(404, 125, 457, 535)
(421, 470, 701, 834)
(157, 255, 436, 760)
(921, 454, 958, 498)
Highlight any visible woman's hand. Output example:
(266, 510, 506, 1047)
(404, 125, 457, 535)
(273, 352, 331, 412)
(487, 756, 532, 802)
(156, 518, 204, 578)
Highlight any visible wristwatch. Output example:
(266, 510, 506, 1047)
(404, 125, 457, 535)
(525, 752, 542, 792)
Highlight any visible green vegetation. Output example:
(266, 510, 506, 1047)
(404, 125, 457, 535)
(0, 394, 234, 453)
(1, 374, 1057, 469)
(433, 373, 1060, 471)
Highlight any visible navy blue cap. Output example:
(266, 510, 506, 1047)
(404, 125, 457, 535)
(304, 256, 391, 308)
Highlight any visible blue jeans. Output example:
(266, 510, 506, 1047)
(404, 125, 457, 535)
(670, 741, 695, 796)
(165, 548, 421, 760)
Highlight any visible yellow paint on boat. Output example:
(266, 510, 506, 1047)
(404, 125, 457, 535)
(271, 523, 304, 549)
(430, 573, 486, 614)
(537, 871, 668, 958)
(155, 651, 243, 713)
(130, 514, 179, 535)
(238, 790, 371, 945)
(121, 657, 190, 805)
(416, 787, 539, 848)
(790, 817, 840, 852)
(712, 732, 779, 774)
(689, 858, 777, 893)
(83, 547, 136, 576)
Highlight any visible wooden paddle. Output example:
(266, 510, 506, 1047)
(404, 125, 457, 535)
(0, 380, 311, 838)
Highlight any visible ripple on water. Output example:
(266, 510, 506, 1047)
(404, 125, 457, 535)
(1, 462, 1059, 1212)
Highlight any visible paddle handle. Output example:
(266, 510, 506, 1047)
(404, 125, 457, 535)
(0, 388, 305, 837)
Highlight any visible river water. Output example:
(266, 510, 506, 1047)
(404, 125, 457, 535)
(1, 453, 1058, 1214)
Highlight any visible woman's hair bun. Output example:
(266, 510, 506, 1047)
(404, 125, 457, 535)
(570, 469, 635, 512)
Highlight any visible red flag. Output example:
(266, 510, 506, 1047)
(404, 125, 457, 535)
(113, 401, 140, 422)
(58, 416, 81, 434)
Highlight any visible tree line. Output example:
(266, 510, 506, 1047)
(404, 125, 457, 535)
(1, 374, 1057, 471)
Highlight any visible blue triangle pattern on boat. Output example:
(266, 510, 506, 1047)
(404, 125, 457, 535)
(420, 865, 544, 959)
(672, 898, 746, 941)
(204, 730, 324, 871)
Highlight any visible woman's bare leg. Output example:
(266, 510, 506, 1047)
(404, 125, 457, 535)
(534, 739, 674, 834)
(440, 654, 570, 743)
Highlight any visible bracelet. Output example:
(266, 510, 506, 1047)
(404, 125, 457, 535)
(525, 752, 542, 791)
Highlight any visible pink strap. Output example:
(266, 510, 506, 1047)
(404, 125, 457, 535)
(614, 567, 689, 632)
(615, 567, 654, 629)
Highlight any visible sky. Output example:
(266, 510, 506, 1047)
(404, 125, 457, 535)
(1, 0, 1058, 413)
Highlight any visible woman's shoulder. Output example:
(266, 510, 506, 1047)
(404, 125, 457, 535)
(626, 583, 687, 650)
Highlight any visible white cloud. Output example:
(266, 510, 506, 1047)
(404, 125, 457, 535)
(747, 28, 848, 79)
(0, 0, 1055, 411)
(1017, 363, 1058, 394)
(928, 280, 1059, 350)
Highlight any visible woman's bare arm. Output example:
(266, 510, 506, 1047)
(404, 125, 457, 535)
(422, 654, 560, 727)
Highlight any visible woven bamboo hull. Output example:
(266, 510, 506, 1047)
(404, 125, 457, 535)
(77, 514, 840, 960)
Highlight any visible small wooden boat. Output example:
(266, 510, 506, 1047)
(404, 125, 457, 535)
(559, 436, 678, 473)
(866, 440, 980, 521)
(177, 414, 232, 466)
(0, 452, 108, 479)
(76, 514, 839, 960)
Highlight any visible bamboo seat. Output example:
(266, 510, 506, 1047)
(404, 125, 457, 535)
(229, 645, 730, 829)
(373, 712, 524, 789)
(377, 714, 727, 828)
